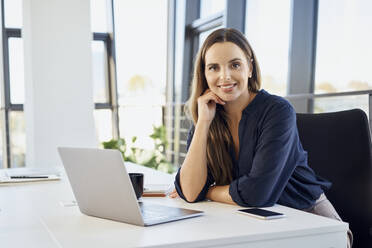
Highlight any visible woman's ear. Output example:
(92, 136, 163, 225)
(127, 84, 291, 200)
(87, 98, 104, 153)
(249, 58, 254, 78)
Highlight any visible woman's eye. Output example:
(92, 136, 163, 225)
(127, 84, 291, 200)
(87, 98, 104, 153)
(232, 63, 240, 69)
(208, 65, 217, 71)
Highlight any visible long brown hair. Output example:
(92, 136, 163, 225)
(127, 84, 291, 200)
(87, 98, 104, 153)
(185, 28, 261, 185)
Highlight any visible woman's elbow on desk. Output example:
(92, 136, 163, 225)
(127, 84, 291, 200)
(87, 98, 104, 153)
(234, 193, 276, 208)
(170, 189, 199, 203)
(175, 180, 202, 203)
(207, 185, 237, 205)
(178, 171, 208, 203)
(229, 183, 276, 207)
(181, 188, 201, 203)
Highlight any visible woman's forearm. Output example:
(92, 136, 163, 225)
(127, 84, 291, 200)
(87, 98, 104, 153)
(179, 121, 210, 202)
(206, 185, 236, 205)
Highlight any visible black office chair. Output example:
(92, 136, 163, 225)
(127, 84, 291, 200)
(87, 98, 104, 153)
(296, 109, 372, 247)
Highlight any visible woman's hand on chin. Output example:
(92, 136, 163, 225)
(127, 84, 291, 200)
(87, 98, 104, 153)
(197, 89, 225, 124)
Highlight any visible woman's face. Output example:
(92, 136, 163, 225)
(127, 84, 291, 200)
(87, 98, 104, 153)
(204, 42, 252, 102)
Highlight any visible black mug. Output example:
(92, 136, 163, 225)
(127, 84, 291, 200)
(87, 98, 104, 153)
(129, 173, 144, 199)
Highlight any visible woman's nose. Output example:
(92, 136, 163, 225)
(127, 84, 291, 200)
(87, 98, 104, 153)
(219, 69, 231, 81)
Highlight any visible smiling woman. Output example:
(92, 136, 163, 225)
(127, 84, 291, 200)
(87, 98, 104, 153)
(183, 29, 261, 186)
(173, 28, 352, 247)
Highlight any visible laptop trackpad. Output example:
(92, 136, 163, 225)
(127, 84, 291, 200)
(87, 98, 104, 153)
(139, 202, 203, 226)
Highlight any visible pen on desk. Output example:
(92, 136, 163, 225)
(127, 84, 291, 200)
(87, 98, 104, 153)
(10, 176, 49, 179)
(142, 193, 167, 197)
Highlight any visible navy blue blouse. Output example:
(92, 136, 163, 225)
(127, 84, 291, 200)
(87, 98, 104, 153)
(174, 89, 331, 210)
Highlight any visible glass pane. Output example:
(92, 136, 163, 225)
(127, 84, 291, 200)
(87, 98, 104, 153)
(245, 0, 291, 96)
(199, 26, 223, 49)
(9, 38, 25, 104)
(315, 0, 372, 93)
(200, 0, 226, 18)
(94, 109, 113, 144)
(90, 0, 109, 32)
(4, 0, 22, 28)
(10, 111, 26, 168)
(114, 0, 167, 149)
(118, 105, 163, 150)
(314, 95, 369, 119)
(0, 111, 3, 168)
(92, 41, 109, 103)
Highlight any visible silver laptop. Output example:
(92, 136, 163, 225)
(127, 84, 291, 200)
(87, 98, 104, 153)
(58, 147, 203, 226)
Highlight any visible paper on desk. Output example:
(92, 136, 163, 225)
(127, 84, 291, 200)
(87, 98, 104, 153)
(0, 167, 61, 184)
(60, 200, 78, 207)
(143, 184, 173, 196)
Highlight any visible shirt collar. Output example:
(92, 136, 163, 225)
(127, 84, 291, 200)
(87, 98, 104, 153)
(242, 89, 268, 115)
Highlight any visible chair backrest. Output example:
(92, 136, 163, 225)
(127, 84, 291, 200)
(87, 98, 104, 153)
(296, 109, 372, 247)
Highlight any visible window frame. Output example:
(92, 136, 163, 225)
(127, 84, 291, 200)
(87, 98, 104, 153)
(169, 0, 372, 167)
(93, 32, 114, 109)
(92, 31, 120, 142)
(92, 0, 120, 142)
(0, 0, 120, 168)
(1, 0, 23, 168)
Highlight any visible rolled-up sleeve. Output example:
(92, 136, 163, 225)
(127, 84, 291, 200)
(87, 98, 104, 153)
(174, 126, 215, 202)
(174, 167, 214, 202)
(229, 103, 298, 207)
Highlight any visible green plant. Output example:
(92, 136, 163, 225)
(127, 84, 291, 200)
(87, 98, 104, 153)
(102, 125, 175, 173)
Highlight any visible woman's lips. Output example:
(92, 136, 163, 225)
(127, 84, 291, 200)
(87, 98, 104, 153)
(218, 83, 237, 92)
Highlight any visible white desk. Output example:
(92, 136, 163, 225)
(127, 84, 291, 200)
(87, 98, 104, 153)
(0, 162, 348, 248)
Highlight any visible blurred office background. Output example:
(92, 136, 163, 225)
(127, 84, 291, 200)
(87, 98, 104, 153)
(0, 0, 371, 169)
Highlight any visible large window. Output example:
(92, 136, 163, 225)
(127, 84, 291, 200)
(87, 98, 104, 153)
(3, 0, 22, 28)
(200, 0, 226, 19)
(245, 0, 291, 96)
(113, 0, 167, 150)
(1, 0, 25, 168)
(92, 40, 109, 104)
(8, 37, 24, 104)
(313, 95, 369, 115)
(315, 0, 372, 94)
(314, 0, 372, 114)
(199, 26, 223, 49)
(0, 0, 119, 168)
(90, 0, 119, 144)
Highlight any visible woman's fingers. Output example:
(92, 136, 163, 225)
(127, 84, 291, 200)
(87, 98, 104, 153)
(215, 96, 225, 105)
(203, 90, 225, 105)
(199, 90, 225, 105)
(209, 94, 225, 105)
(168, 189, 179, 198)
(197, 89, 225, 122)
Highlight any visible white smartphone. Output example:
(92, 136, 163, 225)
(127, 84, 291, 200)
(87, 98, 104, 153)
(237, 208, 285, 220)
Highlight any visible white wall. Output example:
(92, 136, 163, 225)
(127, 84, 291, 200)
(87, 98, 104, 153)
(23, 0, 98, 168)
